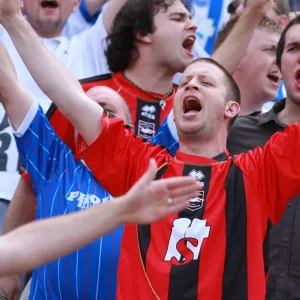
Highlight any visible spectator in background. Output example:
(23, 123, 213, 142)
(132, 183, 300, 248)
(214, 16, 282, 115)
(47, 0, 198, 144)
(227, 0, 291, 112)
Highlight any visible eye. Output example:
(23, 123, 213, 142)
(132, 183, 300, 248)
(202, 81, 213, 87)
(288, 46, 297, 52)
(264, 48, 276, 54)
(180, 81, 188, 87)
(172, 17, 184, 22)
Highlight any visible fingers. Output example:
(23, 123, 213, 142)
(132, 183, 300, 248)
(155, 176, 201, 190)
(172, 192, 198, 205)
(169, 184, 200, 199)
(165, 199, 190, 216)
(137, 158, 157, 185)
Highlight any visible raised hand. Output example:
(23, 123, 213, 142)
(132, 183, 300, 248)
(0, 0, 21, 23)
(245, 0, 277, 17)
(122, 159, 202, 224)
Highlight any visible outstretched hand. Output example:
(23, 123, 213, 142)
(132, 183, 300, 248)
(122, 159, 202, 224)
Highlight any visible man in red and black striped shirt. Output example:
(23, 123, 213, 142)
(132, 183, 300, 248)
(76, 57, 297, 300)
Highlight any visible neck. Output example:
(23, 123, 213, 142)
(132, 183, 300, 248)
(38, 31, 62, 39)
(178, 132, 227, 158)
(239, 102, 262, 116)
(234, 74, 264, 116)
(277, 97, 300, 125)
(124, 60, 174, 94)
(239, 88, 263, 116)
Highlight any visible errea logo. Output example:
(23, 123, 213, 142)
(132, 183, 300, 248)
(66, 191, 112, 209)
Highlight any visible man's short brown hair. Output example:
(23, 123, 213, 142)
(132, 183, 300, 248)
(213, 16, 282, 53)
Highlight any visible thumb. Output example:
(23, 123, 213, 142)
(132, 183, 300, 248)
(139, 158, 157, 185)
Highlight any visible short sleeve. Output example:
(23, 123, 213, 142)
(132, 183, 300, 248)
(14, 104, 72, 192)
(76, 113, 170, 196)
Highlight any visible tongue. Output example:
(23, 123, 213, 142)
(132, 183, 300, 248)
(41, 2, 58, 8)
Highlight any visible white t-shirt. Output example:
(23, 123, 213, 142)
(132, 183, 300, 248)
(0, 15, 109, 201)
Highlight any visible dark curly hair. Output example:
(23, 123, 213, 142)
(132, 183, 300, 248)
(105, 0, 189, 73)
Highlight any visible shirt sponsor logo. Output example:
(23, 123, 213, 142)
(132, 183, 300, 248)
(66, 191, 112, 209)
(138, 120, 156, 140)
(141, 105, 156, 120)
(164, 218, 210, 265)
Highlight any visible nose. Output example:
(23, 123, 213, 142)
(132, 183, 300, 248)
(184, 80, 199, 92)
(186, 18, 198, 32)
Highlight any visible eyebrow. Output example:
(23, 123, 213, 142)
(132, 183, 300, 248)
(263, 44, 277, 50)
(180, 74, 216, 83)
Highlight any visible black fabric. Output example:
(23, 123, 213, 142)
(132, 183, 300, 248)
(222, 162, 248, 300)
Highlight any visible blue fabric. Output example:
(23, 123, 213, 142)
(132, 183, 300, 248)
(274, 81, 286, 103)
(192, 0, 230, 55)
(15, 107, 122, 300)
(151, 116, 179, 156)
(80, 0, 101, 24)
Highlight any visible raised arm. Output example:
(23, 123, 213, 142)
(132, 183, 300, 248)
(102, 0, 127, 32)
(0, 160, 200, 276)
(212, 0, 275, 75)
(0, 2, 103, 145)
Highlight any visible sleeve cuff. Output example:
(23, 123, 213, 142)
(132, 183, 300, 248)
(13, 101, 39, 137)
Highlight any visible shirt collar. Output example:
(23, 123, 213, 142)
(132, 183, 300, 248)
(257, 99, 286, 127)
(175, 150, 229, 165)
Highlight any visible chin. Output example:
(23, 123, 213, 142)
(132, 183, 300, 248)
(261, 90, 279, 103)
(178, 126, 203, 137)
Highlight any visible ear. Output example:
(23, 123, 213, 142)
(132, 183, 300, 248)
(277, 15, 290, 29)
(224, 101, 240, 120)
(136, 32, 152, 44)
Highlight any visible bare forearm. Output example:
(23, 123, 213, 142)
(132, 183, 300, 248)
(102, 0, 126, 32)
(1, 82, 33, 131)
(0, 198, 125, 276)
(3, 177, 36, 234)
(2, 15, 103, 144)
(212, 9, 262, 75)
(84, 0, 107, 16)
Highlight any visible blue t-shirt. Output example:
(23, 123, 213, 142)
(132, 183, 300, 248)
(14, 105, 122, 300)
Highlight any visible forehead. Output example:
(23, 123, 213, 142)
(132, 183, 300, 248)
(249, 29, 280, 48)
(285, 24, 300, 46)
(182, 61, 225, 81)
(155, 0, 190, 18)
